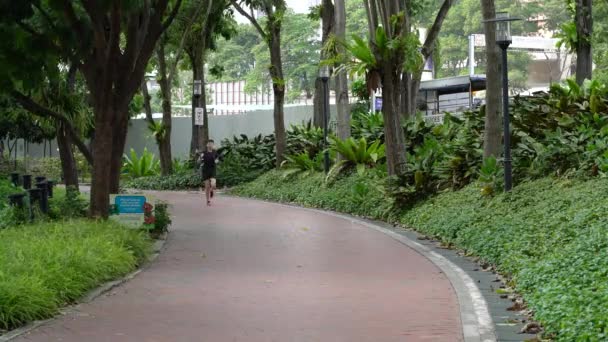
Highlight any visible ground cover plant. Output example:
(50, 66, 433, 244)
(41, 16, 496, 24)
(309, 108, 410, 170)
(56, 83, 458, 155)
(231, 80, 608, 341)
(0, 220, 151, 331)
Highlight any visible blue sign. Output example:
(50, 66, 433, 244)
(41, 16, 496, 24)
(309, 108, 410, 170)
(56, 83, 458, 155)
(375, 97, 383, 111)
(115, 196, 146, 214)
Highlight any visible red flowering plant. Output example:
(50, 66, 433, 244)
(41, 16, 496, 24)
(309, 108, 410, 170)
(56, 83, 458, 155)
(143, 202, 155, 230)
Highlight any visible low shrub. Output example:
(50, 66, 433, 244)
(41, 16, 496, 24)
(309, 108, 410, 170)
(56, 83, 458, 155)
(29, 157, 62, 181)
(0, 220, 151, 330)
(151, 201, 171, 236)
(122, 148, 160, 179)
(123, 171, 201, 191)
(48, 186, 88, 219)
(232, 169, 390, 219)
(233, 174, 608, 341)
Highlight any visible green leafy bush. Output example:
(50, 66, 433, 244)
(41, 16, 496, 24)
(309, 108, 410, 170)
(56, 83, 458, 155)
(280, 153, 323, 178)
(234, 171, 608, 341)
(48, 186, 88, 219)
(232, 170, 390, 219)
(29, 157, 62, 181)
(401, 178, 608, 341)
(216, 152, 267, 188)
(328, 136, 385, 178)
(151, 201, 171, 236)
(123, 170, 201, 191)
(0, 220, 151, 330)
(122, 148, 160, 179)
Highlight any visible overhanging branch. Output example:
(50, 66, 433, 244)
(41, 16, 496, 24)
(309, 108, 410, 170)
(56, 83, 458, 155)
(10, 90, 94, 166)
(230, 0, 267, 39)
(421, 0, 453, 59)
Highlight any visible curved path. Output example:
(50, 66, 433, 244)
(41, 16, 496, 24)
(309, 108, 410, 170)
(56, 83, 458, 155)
(15, 193, 464, 342)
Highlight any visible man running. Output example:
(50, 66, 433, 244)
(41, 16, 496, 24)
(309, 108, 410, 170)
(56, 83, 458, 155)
(198, 140, 219, 206)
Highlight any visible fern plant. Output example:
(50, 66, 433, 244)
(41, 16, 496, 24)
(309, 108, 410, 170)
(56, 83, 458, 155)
(122, 148, 160, 179)
(478, 157, 503, 197)
(280, 153, 323, 178)
(327, 137, 385, 180)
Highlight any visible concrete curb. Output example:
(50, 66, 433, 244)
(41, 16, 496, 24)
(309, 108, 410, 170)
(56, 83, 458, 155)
(0, 233, 168, 342)
(235, 197, 497, 342)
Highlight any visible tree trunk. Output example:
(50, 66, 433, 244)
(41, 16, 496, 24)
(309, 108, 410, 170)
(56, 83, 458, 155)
(142, 81, 153, 123)
(481, 0, 502, 159)
(402, 72, 413, 118)
(90, 114, 114, 218)
(382, 63, 407, 176)
(189, 47, 206, 155)
(109, 115, 129, 194)
(201, 60, 210, 144)
(334, 0, 350, 140)
(156, 44, 174, 176)
(56, 123, 79, 190)
(575, 0, 593, 85)
(313, 77, 324, 127)
(313, 0, 335, 129)
(269, 29, 287, 167)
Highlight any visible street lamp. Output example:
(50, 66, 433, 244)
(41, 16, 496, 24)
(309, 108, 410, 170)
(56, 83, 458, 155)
(484, 12, 521, 192)
(319, 65, 331, 173)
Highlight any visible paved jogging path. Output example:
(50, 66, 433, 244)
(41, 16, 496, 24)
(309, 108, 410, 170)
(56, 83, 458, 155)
(15, 193, 463, 342)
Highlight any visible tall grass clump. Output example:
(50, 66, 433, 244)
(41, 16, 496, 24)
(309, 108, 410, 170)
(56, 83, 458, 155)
(0, 220, 151, 331)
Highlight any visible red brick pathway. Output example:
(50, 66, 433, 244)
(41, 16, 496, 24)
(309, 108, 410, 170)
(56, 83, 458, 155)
(14, 193, 463, 342)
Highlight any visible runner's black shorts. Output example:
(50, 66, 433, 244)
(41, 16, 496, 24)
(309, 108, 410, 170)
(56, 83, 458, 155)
(202, 167, 216, 181)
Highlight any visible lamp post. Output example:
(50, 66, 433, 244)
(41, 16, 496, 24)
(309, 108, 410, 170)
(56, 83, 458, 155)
(193, 80, 202, 153)
(485, 12, 521, 192)
(319, 65, 331, 173)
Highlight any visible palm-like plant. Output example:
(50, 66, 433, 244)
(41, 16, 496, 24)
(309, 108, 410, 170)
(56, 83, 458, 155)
(328, 136, 385, 179)
(122, 148, 160, 179)
(280, 153, 323, 178)
(147, 120, 167, 143)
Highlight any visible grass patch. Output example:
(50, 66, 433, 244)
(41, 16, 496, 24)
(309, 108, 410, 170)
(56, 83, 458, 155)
(0, 220, 151, 331)
(233, 171, 608, 341)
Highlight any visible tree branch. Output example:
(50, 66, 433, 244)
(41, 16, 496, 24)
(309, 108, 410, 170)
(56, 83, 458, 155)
(421, 0, 453, 59)
(230, 0, 267, 39)
(10, 90, 94, 165)
(162, 0, 184, 32)
(59, 0, 87, 49)
(168, 0, 208, 85)
(33, 3, 57, 31)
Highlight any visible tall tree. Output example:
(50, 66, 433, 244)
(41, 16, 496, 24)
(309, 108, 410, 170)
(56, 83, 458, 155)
(185, 0, 233, 155)
(150, 0, 207, 175)
(359, 0, 419, 175)
(481, 0, 502, 158)
(312, 0, 334, 128)
(5, 1, 184, 217)
(345, 0, 453, 175)
(334, 0, 350, 141)
(244, 11, 319, 103)
(406, 0, 454, 117)
(230, 0, 288, 167)
(575, 0, 593, 84)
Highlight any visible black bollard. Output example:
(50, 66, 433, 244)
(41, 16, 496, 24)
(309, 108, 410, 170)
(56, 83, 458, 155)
(47, 181, 54, 198)
(36, 182, 49, 214)
(10, 172, 20, 187)
(27, 188, 41, 221)
(8, 193, 26, 207)
(22, 175, 32, 190)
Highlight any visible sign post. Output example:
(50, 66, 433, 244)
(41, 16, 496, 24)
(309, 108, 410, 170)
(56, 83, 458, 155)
(109, 194, 155, 229)
(195, 107, 204, 126)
